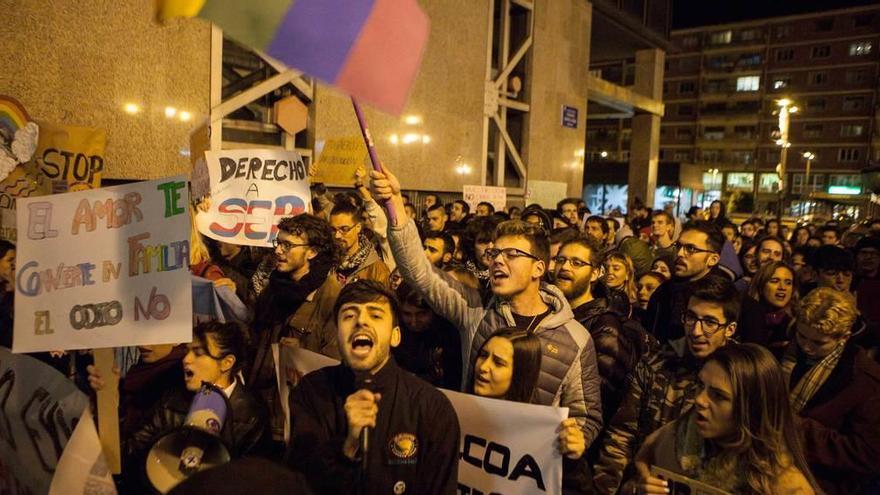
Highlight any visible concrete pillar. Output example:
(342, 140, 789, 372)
(628, 48, 664, 210)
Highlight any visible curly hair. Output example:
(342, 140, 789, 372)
(797, 287, 858, 338)
(277, 214, 344, 266)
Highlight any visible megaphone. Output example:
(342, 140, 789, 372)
(146, 383, 232, 493)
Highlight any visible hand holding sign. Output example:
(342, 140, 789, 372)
(557, 418, 585, 459)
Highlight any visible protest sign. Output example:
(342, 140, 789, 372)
(274, 348, 564, 494)
(13, 177, 192, 353)
(196, 149, 310, 247)
(49, 406, 117, 494)
(33, 122, 105, 193)
(463, 185, 507, 212)
(311, 136, 367, 186)
(0, 348, 92, 494)
(442, 389, 566, 495)
(0, 163, 52, 243)
(273, 344, 340, 443)
(526, 180, 569, 209)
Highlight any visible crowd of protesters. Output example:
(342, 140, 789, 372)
(3, 163, 880, 494)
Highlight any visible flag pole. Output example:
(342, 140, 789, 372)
(350, 98, 397, 225)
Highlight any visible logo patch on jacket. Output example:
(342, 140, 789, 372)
(390, 433, 418, 459)
(546, 343, 559, 354)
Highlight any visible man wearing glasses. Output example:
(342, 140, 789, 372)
(642, 220, 726, 344)
(329, 201, 391, 287)
(553, 236, 652, 426)
(594, 274, 740, 495)
(247, 214, 344, 447)
(370, 163, 602, 491)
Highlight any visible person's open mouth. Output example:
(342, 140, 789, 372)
(350, 333, 375, 358)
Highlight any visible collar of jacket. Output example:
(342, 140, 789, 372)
(572, 297, 612, 323)
(493, 282, 575, 331)
(341, 356, 400, 395)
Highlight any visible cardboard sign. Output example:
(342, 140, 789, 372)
(277, 348, 565, 494)
(0, 163, 52, 242)
(33, 122, 105, 193)
(463, 185, 506, 212)
(48, 406, 118, 494)
(0, 348, 92, 494)
(13, 177, 192, 353)
(196, 149, 310, 247)
(311, 137, 367, 185)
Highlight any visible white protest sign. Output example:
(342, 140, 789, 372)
(49, 406, 117, 495)
(196, 149, 311, 247)
(463, 185, 506, 212)
(273, 344, 341, 443)
(442, 389, 566, 495)
(14, 177, 192, 353)
(526, 180, 569, 209)
(276, 348, 565, 494)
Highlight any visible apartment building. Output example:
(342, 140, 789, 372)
(588, 4, 880, 216)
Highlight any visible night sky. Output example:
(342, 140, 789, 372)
(672, 0, 880, 29)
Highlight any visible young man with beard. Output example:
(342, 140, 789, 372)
(330, 201, 391, 287)
(288, 281, 460, 494)
(593, 275, 740, 494)
(642, 220, 726, 344)
(422, 230, 454, 269)
(425, 203, 448, 232)
(448, 199, 470, 227)
(553, 236, 654, 424)
(248, 214, 344, 445)
(370, 163, 603, 453)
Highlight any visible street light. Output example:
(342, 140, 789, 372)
(802, 151, 815, 215)
(775, 98, 796, 217)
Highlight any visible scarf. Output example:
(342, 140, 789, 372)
(255, 259, 331, 328)
(336, 233, 372, 276)
(781, 340, 845, 414)
(465, 260, 489, 282)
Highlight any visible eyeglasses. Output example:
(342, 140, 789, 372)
(552, 256, 592, 268)
(484, 247, 540, 262)
(673, 242, 716, 257)
(331, 224, 358, 235)
(682, 312, 729, 335)
(272, 238, 310, 251)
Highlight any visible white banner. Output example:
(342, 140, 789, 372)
(196, 149, 311, 247)
(49, 406, 117, 495)
(463, 185, 506, 213)
(277, 348, 565, 494)
(14, 177, 192, 353)
(442, 389, 566, 495)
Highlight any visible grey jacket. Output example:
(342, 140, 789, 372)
(389, 219, 603, 446)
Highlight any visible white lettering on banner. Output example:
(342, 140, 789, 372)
(13, 178, 192, 353)
(275, 348, 565, 494)
(196, 149, 311, 247)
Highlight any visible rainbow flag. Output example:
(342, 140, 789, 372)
(158, 0, 430, 115)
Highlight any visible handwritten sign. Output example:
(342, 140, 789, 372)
(33, 122, 105, 193)
(312, 137, 367, 185)
(196, 149, 310, 247)
(526, 180, 569, 209)
(277, 348, 564, 493)
(13, 177, 192, 353)
(0, 348, 89, 493)
(0, 163, 52, 242)
(463, 185, 507, 212)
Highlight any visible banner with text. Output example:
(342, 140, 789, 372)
(196, 149, 310, 247)
(13, 177, 192, 353)
(33, 122, 105, 193)
(0, 348, 110, 494)
(276, 348, 564, 493)
(463, 185, 506, 213)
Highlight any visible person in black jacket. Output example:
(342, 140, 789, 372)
(288, 280, 460, 495)
(126, 321, 269, 491)
(553, 235, 655, 425)
(642, 220, 727, 344)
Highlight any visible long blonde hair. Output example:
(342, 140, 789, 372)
(604, 251, 638, 305)
(700, 344, 820, 494)
(189, 204, 211, 266)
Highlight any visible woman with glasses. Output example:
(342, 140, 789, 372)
(631, 344, 819, 495)
(738, 261, 797, 359)
(470, 327, 591, 494)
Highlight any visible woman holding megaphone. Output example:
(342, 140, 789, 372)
(468, 327, 590, 494)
